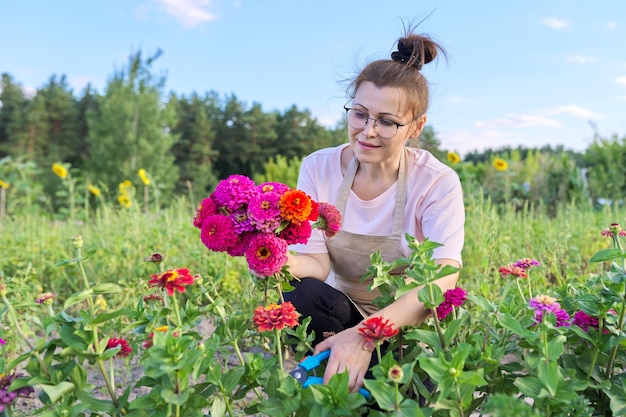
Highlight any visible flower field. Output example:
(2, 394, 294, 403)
(1, 180, 626, 415)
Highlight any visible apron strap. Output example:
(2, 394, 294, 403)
(335, 149, 409, 237)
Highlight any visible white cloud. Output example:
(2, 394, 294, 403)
(542, 17, 570, 29)
(617, 76, 626, 87)
(565, 54, 597, 64)
(547, 105, 603, 119)
(474, 114, 560, 129)
(151, 0, 217, 27)
(607, 21, 618, 30)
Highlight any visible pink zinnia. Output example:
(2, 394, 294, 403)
(573, 310, 616, 333)
(248, 192, 282, 233)
(211, 175, 258, 212)
(257, 182, 290, 196)
(245, 233, 288, 276)
(436, 287, 468, 319)
(279, 220, 312, 245)
(193, 197, 218, 229)
(513, 258, 540, 269)
(226, 231, 254, 257)
(529, 295, 570, 327)
(313, 202, 342, 238)
(200, 214, 238, 252)
(105, 337, 132, 358)
(601, 223, 626, 237)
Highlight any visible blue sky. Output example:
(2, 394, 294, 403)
(2, 0, 625, 156)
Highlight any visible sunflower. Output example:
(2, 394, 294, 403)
(447, 152, 461, 164)
(493, 158, 508, 171)
(52, 163, 68, 179)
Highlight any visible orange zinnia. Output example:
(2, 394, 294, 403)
(279, 189, 313, 224)
(253, 302, 300, 332)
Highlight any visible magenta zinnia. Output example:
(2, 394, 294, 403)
(436, 287, 468, 320)
(358, 316, 399, 352)
(0, 372, 34, 412)
(193, 197, 218, 229)
(148, 268, 195, 296)
(513, 258, 540, 269)
(247, 191, 282, 233)
(200, 214, 238, 252)
(105, 337, 132, 358)
(245, 233, 288, 276)
(279, 220, 312, 245)
(211, 174, 258, 211)
(253, 302, 300, 332)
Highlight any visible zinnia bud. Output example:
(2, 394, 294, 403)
(71, 235, 83, 248)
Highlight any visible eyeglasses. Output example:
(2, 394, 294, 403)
(344, 106, 413, 139)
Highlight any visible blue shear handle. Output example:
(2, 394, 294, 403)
(298, 349, 330, 371)
(303, 376, 370, 398)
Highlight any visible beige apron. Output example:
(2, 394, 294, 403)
(327, 149, 408, 316)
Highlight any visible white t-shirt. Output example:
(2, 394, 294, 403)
(290, 144, 465, 267)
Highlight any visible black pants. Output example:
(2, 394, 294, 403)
(282, 277, 364, 347)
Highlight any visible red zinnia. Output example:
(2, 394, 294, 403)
(279, 189, 313, 224)
(148, 268, 195, 296)
(358, 316, 399, 352)
(106, 337, 132, 358)
(253, 302, 300, 332)
(498, 264, 528, 279)
(313, 202, 342, 238)
(279, 219, 312, 244)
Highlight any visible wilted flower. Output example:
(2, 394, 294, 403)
(436, 287, 468, 320)
(493, 158, 508, 171)
(313, 202, 342, 238)
(52, 163, 68, 179)
(143, 293, 164, 304)
(0, 284, 7, 297)
(148, 268, 195, 296)
(0, 372, 34, 412)
(253, 302, 300, 332)
(35, 292, 57, 306)
(105, 337, 132, 358)
(447, 152, 461, 164)
(358, 316, 399, 352)
(144, 253, 166, 263)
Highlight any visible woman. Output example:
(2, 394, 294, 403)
(283, 29, 465, 394)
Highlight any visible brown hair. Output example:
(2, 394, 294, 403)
(347, 30, 446, 119)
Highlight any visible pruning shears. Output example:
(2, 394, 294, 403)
(289, 349, 370, 398)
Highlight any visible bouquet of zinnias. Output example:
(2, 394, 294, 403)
(193, 175, 341, 277)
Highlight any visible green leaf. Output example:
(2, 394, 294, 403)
(515, 376, 543, 397)
(537, 360, 561, 397)
(162, 387, 190, 405)
(75, 390, 116, 412)
(63, 289, 93, 309)
(546, 335, 566, 360)
(363, 380, 397, 411)
(92, 283, 122, 294)
(590, 248, 623, 263)
(60, 324, 89, 351)
(92, 308, 133, 325)
(37, 381, 75, 403)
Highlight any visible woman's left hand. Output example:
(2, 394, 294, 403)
(314, 326, 372, 393)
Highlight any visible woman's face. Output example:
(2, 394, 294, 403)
(347, 81, 426, 166)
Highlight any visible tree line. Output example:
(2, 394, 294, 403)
(1, 50, 625, 210)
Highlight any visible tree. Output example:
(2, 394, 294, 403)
(86, 50, 179, 204)
(0, 73, 28, 159)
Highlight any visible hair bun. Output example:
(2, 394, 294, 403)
(391, 35, 439, 70)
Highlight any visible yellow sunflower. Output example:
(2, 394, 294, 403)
(52, 163, 68, 179)
(493, 158, 508, 171)
(138, 168, 150, 186)
(88, 185, 101, 197)
(118, 194, 131, 208)
(447, 152, 461, 164)
(0, 179, 10, 189)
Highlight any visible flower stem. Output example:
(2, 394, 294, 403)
(2, 295, 34, 351)
(171, 294, 183, 329)
(275, 329, 284, 371)
(515, 278, 527, 304)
